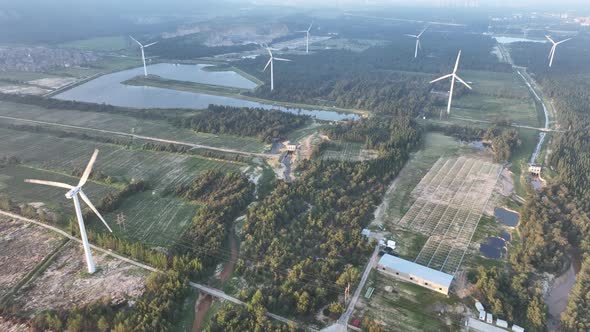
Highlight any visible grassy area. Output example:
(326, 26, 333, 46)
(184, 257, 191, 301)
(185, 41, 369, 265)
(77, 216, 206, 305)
(510, 128, 538, 197)
(0, 101, 267, 153)
(59, 36, 128, 52)
(124, 75, 251, 95)
(0, 127, 244, 246)
(0, 71, 62, 83)
(46, 56, 142, 78)
(355, 270, 460, 332)
(431, 70, 538, 127)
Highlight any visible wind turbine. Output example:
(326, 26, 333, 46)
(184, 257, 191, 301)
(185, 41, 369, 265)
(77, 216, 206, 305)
(129, 36, 158, 77)
(263, 45, 291, 91)
(296, 23, 313, 54)
(405, 26, 428, 58)
(430, 50, 472, 119)
(25, 149, 113, 274)
(545, 35, 572, 68)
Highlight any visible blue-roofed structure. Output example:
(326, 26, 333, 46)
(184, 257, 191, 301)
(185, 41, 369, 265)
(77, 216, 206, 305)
(377, 254, 454, 295)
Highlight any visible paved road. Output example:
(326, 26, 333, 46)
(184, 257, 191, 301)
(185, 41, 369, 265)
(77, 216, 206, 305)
(0, 209, 304, 329)
(0, 115, 273, 159)
(338, 245, 380, 325)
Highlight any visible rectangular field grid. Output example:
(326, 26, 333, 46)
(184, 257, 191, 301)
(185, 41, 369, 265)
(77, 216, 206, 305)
(397, 156, 502, 275)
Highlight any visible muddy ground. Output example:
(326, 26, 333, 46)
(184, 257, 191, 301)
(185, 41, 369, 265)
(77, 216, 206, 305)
(0, 218, 63, 298)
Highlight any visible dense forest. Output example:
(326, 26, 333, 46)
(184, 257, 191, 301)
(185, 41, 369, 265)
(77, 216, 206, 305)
(222, 117, 420, 320)
(472, 36, 590, 331)
(235, 30, 508, 113)
(176, 171, 255, 268)
(175, 105, 309, 143)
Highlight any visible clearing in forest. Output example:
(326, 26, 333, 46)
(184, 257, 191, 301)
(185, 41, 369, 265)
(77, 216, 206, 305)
(397, 156, 502, 275)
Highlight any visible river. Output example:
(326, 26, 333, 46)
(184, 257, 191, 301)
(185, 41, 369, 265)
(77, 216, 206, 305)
(54, 63, 358, 121)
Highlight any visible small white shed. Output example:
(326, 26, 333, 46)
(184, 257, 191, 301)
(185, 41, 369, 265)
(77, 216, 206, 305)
(478, 310, 486, 321)
(486, 313, 493, 324)
(387, 240, 396, 250)
(512, 325, 525, 332)
(496, 319, 508, 328)
(475, 301, 484, 312)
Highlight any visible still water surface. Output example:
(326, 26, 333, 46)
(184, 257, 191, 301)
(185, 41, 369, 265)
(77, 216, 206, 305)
(55, 63, 357, 121)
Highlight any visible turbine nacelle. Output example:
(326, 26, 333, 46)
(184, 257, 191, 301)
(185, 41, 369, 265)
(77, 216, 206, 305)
(66, 187, 81, 199)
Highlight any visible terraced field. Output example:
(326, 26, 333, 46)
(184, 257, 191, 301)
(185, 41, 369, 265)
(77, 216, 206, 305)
(0, 127, 244, 245)
(397, 156, 502, 275)
(0, 101, 266, 153)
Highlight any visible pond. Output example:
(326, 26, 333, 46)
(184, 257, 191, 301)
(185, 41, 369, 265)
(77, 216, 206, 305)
(54, 63, 358, 121)
(494, 207, 519, 227)
(480, 236, 507, 260)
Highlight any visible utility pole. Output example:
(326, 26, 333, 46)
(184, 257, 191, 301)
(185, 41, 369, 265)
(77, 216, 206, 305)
(344, 282, 350, 304)
(116, 213, 126, 231)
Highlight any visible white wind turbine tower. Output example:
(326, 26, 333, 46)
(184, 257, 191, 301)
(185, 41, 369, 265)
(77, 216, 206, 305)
(546, 35, 572, 68)
(129, 36, 158, 77)
(297, 23, 313, 54)
(405, 26, 428, 58)
(430, 50, 472, 119)
(263, 45, 291, 91)
(25, 149, 113, 274)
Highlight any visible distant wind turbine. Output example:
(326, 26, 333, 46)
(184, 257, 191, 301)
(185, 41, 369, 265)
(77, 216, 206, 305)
(296, 23, 313, 54)
(25, 149, 113, 274)
(263, 45, 291, 91)
(129, 36, 158, 77)
(405, 26, 428, 58)
(545, 35, 572, 68)
(430, 50, 472, 118)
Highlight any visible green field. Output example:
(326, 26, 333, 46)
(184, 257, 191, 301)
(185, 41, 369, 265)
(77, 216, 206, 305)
(0, 101, 266, 153)
(59, 36, 129, 52)
(434, 70, 539, 127)
(320, 141, 377, 161)
(0, 127, 244, 245)
(355, 270, 459, 332)
(46, 56, 142, 78)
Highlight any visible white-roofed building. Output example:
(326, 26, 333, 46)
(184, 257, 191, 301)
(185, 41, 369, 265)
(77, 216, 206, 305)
(479, 310, 486, 321)
(496, 319, 508, 328)
(475, 301, 485, 312)
(486, 313, 493, 324)
(376, 254, 454, 295)
(512, 325, 525, 332)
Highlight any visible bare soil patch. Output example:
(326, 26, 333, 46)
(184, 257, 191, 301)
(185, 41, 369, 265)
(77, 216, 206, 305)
(0, 218, 62, 298)
(12, 241, 147, 313)
(28, 77, 77, 89)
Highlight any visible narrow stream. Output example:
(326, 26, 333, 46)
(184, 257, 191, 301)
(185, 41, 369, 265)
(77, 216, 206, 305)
(516, 70, 549, 164)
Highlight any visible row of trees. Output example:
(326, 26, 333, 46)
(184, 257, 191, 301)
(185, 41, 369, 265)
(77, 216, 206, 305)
(174, 105, 309, 143)
(175, 171, 255, 267)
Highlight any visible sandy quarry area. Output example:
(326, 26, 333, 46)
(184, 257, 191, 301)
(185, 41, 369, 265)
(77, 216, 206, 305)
(12, 240, 147, 313)
(0, 84, 50, 95)
(28, 77, 77, 89)
(0, 218, 63, 298)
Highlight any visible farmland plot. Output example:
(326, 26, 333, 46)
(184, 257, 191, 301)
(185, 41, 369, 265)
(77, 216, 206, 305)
(321, 141, 377, 162)
(0, 101, 266, 153)
(397, 156, 502, 275)
(0, 127, 243, 246)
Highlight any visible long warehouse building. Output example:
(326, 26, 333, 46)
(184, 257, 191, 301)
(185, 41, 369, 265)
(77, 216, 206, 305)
(377, 254, 454, 295)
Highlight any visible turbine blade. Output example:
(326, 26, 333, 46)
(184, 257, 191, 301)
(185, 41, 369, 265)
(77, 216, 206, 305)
(274, 57, 292, 62)
(263, 58, 272, 71)
(308, 23, 313, 31)
(267, 48, 273, 57)
(78, 149, 99, 187)
(79, 190, 113, 233)
(144, 42, 158, 48)
(548, 46, 555, 60)
(453, 50, 462, 73)
(129, 35, 143, 47)
(295, 30, 307, 33)
(405, 34, 418, 38)
(25, 179, 74, 189)
(418, 25, 429, 37)
(557, 38, 572, 44)
(545, 35, 556, 44)
(430, 73, 453, 84)
(455, 75, 473, 90)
